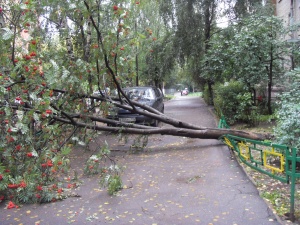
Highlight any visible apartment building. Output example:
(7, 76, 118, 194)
(276, 0, 300, 41)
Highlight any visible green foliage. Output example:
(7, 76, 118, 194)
(202, 85, 212, 105)
(274, 69, 300, 151)
(84, 142, 111, 175)
(83, 143, 123, 195)
(187, 92, 202, 97)
(232, 0, 265, 19)
(130, 135, 148, 152)
(236, 93, 260, 126)
(261, 191, 288, 216)
(203, 10, 287, 114)
(0, 0, 153, 204)
(213, 81, 253, 125)
(163, 94, 174, 101)
(107, 175, 123, 195)
(116, 133, 149, 153)
(159, 0, 218, 89)
(99, 166, 123, 195)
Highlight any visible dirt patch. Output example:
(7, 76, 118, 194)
(231, 120, 276, 134)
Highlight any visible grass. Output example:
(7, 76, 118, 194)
(164, 94, 175, 101)
(164, 92, 202, 99)
(261, 190, 289, 217)
(188, 92, 202, 97)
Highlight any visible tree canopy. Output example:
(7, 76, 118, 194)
(203, 12, 288, 113)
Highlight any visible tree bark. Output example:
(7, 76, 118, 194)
(52, 114, 272, 141)
(45, 92, 273, 141)
(267, 45, 273, 115)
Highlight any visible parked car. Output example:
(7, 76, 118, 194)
(181, 88, 189, 96)
(93, 88, 110, 98)
(107, 86, 164, 126)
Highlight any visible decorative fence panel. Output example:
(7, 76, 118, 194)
(218, 118, 300, 221)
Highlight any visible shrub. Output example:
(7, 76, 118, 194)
(274, 69, 300, 151)
(202, 84, 213, 105)
(213, 81, 253, 125)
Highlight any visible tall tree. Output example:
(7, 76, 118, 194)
(223, 0, 264, 23)
(203, 11, 288, 114)
(159, 0, 219, 92)
(203, 0, 218, 101)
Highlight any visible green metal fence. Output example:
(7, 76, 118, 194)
(218, 114, 230, 129)
(218, 118, 300, 221)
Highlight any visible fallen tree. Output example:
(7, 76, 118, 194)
(52, 94, 272, 141)
(6, 89, 272, 141)
(0, 0, 272, 205)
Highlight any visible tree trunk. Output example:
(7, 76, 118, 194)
(53, 114, 272, 141)
(203, 1, 216, 105)
(135, 20, 139, 86)
(208, 80, 214, 105)
(267, 46, 273, 115)
(0, 4, 5, 29)
(44, 93, 273, 142)
(63, 17, 75, 61)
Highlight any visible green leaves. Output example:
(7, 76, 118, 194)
(1, 28, 14, 40)
(274, 69, 300, 151)
(137, 32, 146, 39)
(61, 146, 72, 156)
(99, 165, 123, 195)
(213, 81, 252, 125)
(107, 175, 123, 195)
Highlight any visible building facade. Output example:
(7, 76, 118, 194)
(276, 0, 300, 42)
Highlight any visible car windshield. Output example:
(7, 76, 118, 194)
(124, 88, 154, 101)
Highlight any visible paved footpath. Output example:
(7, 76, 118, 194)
(0, 94, 287, 225)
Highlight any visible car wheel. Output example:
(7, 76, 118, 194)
(151, 119, 159, 127)
(151, 107, 164, 127)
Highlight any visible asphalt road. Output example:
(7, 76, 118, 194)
(0, 94, 283, 225)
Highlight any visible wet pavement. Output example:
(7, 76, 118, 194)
(0, 94, 285, 225)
